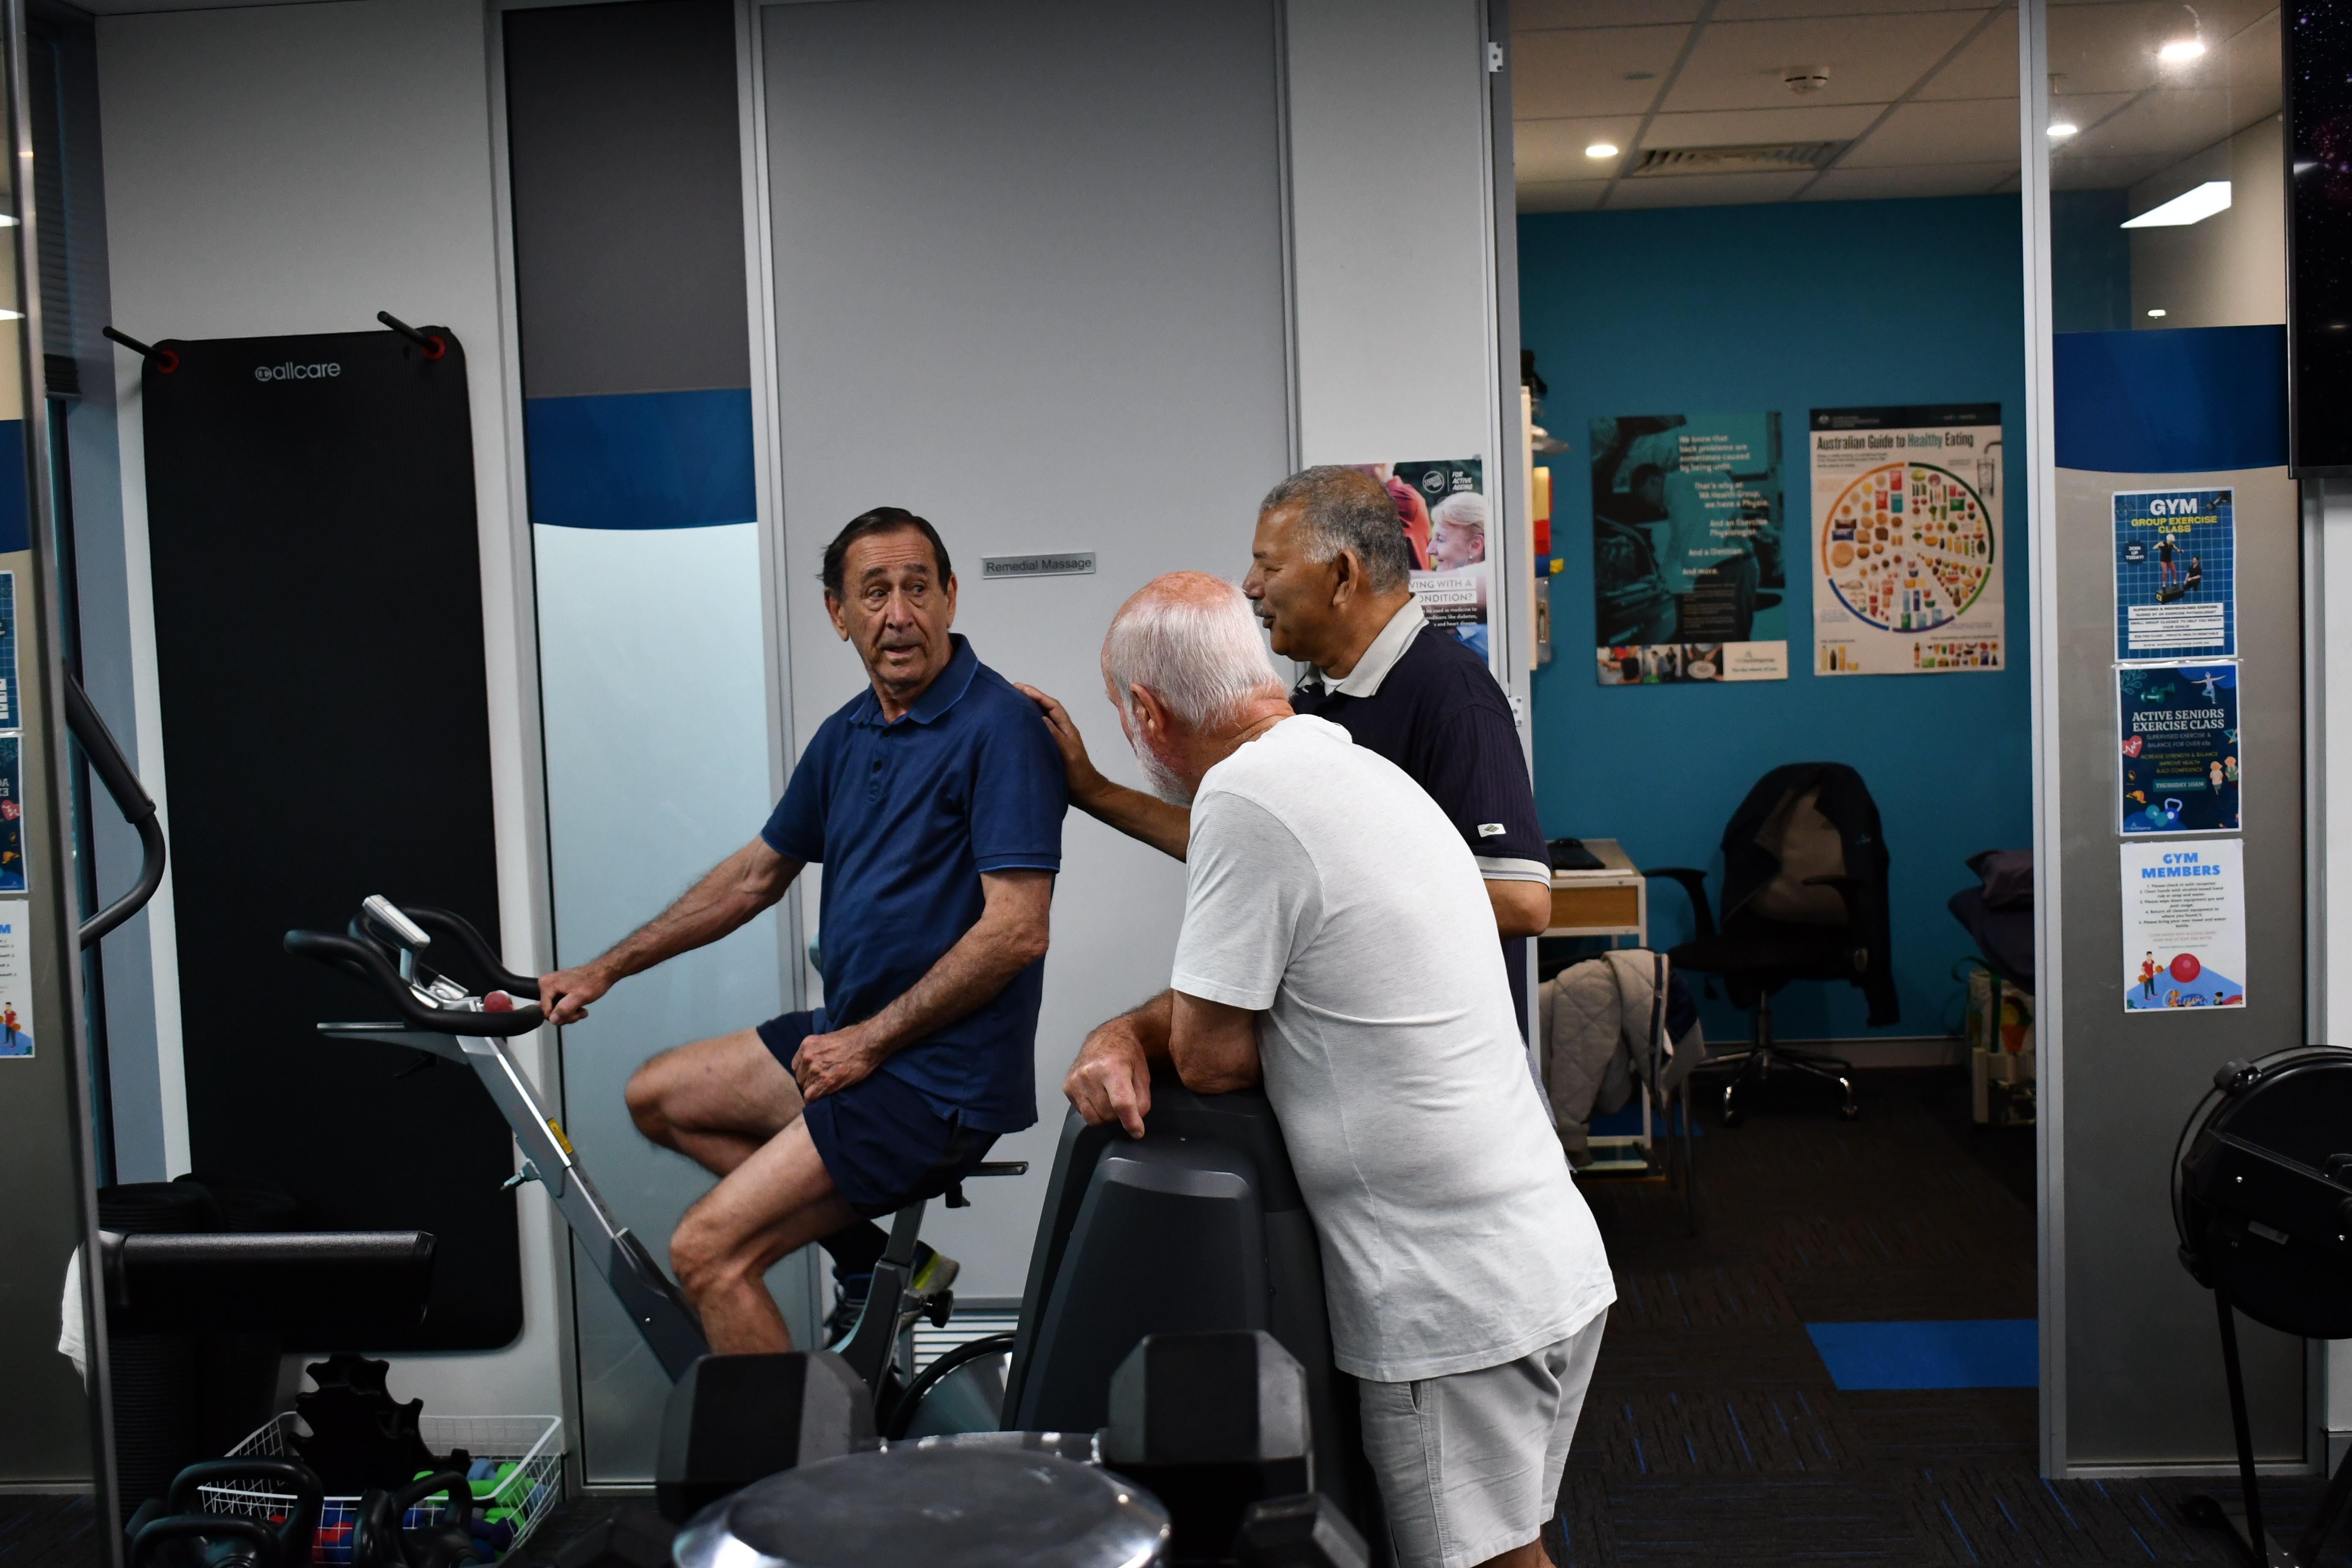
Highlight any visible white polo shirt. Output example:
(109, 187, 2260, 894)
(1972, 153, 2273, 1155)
(1170, 715, 1614, 1383)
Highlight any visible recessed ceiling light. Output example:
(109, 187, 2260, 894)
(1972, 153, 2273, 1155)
(2148, 308, 2168, 318)
(2122, 181, 2231, 227)
(2159, 38, 2205, 62)
(2048, 121, 2079, 138)
(1586, 142, 1620, 158)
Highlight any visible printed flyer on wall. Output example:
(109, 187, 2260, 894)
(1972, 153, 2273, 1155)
(1589, 411, 1787, 685)
(1357, 459, 1491, 664)
(0, 573, 19, 730)
(2121, 838, 2246, 1010)
(1810, 404, 2004, 675)
(2118, 663, 2240, 833)
(0, 737, 23, 896)
(0, 901, 32, 1057)
(2114, 488, 2235, 662)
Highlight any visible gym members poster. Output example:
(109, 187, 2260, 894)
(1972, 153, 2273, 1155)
(1355, 459, 1492, 664)
(0, 902, 31, 1056)
(2118, 664, 2240, 833)
(2114, 488, 2235, 661)
(1589, 412, 1788, 685)
(1810, 404, 2004, 674)
(2121, 839, 2247, 1010)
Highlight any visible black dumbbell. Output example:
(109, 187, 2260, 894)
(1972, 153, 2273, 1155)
(655, 1351, 874, 1523)
(129, 1514, 280, 1568)
(1101, 1331, 1313, 1565)
(350, 1470, 481, 1568)
(1236, 1493, 1369, 1568)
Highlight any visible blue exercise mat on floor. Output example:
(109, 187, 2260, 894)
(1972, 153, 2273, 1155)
(1805, 1319, 2038, 1389)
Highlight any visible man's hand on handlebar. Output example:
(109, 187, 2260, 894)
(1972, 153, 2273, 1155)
(1065, 1017, 1153, 1139)
(792, 1023, 890, 1103)
(539, 964, 613, 1026)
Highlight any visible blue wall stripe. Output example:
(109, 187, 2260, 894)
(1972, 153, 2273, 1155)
(523, 388, 755, 531)
(2054, 326, 2287, 474)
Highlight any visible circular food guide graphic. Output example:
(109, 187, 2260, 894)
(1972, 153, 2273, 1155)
(1820, 461, 1993, 633)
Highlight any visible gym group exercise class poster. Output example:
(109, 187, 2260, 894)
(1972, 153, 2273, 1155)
(1590, 412, 1788, 685)
(1356, 460, 1491, 665)
(2121, 838, 2247, 1010)
(0, 901, 33, 1057)
(2118, 663, 2240, 833)
(2114, 488, 2235, 661)
(1811, 404, 2004, 674)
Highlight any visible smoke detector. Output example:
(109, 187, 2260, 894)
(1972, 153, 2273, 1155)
(1784, 65, 1832, 95)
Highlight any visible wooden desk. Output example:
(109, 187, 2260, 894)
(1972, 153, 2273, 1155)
(1544, 837, 1646, 947)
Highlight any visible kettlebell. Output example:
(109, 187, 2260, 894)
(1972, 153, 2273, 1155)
(129, 1514, 279, 1568)
(351, 1469, 483, 1568)
(166, 1459, 324, 1568)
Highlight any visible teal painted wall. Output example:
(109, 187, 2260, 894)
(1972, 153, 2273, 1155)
(1521, 195, 2034, 1043)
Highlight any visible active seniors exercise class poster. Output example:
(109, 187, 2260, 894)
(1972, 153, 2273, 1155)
(2119, 663, 2240, 833)
(1357, 460, 1491, 664)
(2121, 839, 2246, 1010)
(1811, 404, 2003, 674)
(1590, 412, 1787, 685)
(2115, 488, 2235, 662)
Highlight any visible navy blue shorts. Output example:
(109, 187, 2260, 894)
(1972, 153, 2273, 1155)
(755, 1011, 997, 1217)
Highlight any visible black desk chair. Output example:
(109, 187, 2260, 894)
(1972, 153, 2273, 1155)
(1645, 762, 1897, 1125)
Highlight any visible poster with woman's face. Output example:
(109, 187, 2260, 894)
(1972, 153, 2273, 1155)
(1353, 459, 1490, 667)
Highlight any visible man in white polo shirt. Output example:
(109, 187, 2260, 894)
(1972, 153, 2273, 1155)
(1064, 572, 1613, 1568)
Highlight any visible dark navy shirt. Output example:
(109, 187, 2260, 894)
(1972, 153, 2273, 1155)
(762, 635, 1066, 1133)
(1292, 607, 1549, 1029)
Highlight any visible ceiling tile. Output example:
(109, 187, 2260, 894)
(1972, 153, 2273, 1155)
(2225, 10, 2283, 125)
(1515, 116, 1648, 181)
(1798, 160, 2017, 198)
(1913, 8, 2018, 99)
(2069, 87, 2237, 160)
(1604, 169, 1818, 205)
(1642, 102, 1885, 145)
(1663, 11, 1984, 111)
(2045, 89, 2137, 134)
(1515, 0, 1707, 26)
(1837, 96, 2023, 164)
(1512, 25, 1690, 118)
(1711, 0, 1993, 18)
(2046, 0, 2239, 97)
(1518, 180, 1616, 213)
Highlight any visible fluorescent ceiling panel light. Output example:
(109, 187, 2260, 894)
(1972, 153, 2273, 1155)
(0, 215, 18, 227)
(2122, 181, 2230, 228)
(1586, 142, 1619, 158)
(2048, 122, 2078, 138)
(0, 309, 22, 320)
(2159, 38, 2205, 62)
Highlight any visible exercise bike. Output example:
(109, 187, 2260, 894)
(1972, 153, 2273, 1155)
(290, 896, 1382, 1551)
(283, 896, 1011, 1424)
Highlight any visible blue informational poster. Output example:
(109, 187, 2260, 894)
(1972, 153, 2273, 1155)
(2118, 663, 2240, 833)
(0, 573, 19, 732)
(0, 736, 24, 895)
(2114, 488, 2235, 662)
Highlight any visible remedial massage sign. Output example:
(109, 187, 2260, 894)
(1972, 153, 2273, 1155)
(1810, 404, 2004, 675)
(2121, 840, 2246, 1010)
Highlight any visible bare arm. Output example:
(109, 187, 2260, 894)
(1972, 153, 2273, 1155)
(792, 869, 1054, 1101)
(1488, 878, 1553, 939)
(1063, 986, 1261, 1137)
(1017, 684, 1191, 861)
(540, 836, 802, 1024)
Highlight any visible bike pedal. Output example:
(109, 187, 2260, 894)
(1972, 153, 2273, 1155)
(926, 1290, 955, 1328)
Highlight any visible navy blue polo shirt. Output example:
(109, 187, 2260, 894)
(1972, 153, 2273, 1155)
(1292, 612, 1549, 1028)
(762, 635, 1066, 1133)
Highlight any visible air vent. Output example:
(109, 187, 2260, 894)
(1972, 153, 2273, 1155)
(1631, 142, 1845, 176)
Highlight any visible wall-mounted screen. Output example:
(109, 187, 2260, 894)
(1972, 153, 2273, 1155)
(2288, 3, 2352, 474)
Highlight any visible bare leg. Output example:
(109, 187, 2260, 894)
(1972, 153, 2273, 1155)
(668, 1117, 861, 1352)
(626, 1029, 803, 1176)
(1475, 1542, 1555, 1568)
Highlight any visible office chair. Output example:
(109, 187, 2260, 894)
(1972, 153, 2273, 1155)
(1645, 762, 1897, 1125)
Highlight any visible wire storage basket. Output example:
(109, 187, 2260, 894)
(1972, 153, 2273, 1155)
(196, 1413, 562, 1564)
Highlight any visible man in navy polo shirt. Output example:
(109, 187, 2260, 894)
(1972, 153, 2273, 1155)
(538, 507, 1065, 1354)
(1023, 465, 1551, 1029)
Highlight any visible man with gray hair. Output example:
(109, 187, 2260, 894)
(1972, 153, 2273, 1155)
(1024, 465, 1552, 1035)
(1067, 572, 1611, 1568)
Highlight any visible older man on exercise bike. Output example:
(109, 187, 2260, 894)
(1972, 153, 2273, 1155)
(1064, 573, 1612, 1568)
(537, 506, 1065, 1354)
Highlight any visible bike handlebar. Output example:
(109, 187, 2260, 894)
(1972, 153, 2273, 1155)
(283, 927, 545, 1037)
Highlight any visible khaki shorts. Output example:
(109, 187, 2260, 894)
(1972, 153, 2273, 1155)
(1358, 1312, 1607, 1568)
